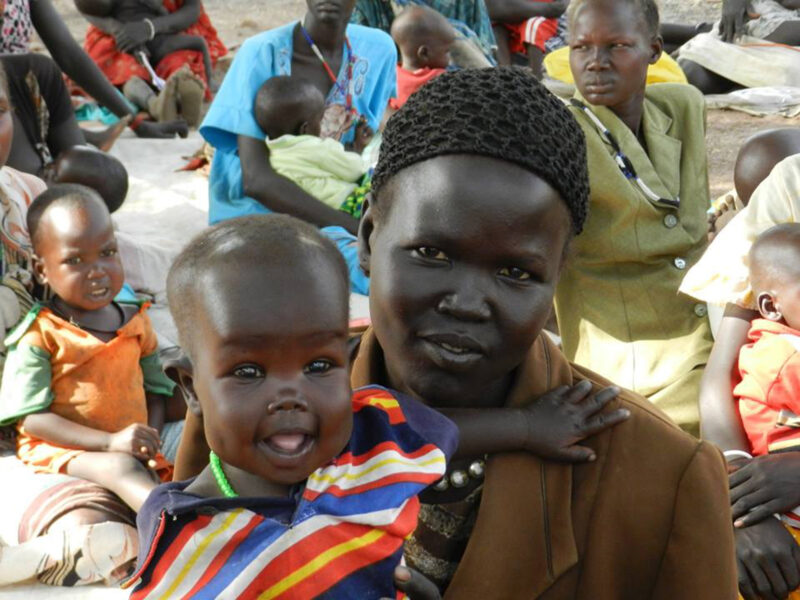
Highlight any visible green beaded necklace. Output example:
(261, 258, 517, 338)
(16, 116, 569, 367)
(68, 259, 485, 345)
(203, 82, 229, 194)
(209, 451, 238, 498)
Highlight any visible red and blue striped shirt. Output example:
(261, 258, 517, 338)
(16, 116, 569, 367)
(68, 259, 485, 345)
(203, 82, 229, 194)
(125, 385, 458, 599)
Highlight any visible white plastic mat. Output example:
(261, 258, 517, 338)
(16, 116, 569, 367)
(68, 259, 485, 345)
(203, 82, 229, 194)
(679, 33, 800, 89)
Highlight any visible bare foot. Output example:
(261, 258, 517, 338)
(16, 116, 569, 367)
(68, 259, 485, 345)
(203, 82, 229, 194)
(82, 115, 133, 152)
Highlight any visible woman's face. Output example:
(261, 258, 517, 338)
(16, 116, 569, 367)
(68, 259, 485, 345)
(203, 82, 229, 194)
(568, 0, 661, 117)
(0, 86, 14, 169)
(305, 0, 356, 26)
(359, 155, 572, 409)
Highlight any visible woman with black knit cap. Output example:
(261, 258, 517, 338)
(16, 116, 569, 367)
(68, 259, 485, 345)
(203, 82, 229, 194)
(173, 67, 736, 599)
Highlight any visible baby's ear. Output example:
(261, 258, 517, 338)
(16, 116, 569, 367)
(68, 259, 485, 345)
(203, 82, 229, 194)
(30, 254, 47, 285)
(357, 194, 375, 277)
(417, 45, 430, 63)
(162, 348, 202, 416)
(757, 291, 782, 322)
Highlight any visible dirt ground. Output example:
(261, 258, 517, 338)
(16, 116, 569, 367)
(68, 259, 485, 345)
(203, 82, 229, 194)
(46, 0, 799, 198)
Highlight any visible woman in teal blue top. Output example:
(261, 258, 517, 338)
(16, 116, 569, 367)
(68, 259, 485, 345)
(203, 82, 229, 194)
(200, 0, 396, 235)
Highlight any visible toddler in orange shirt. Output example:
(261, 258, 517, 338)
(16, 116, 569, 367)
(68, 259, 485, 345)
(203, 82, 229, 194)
(389, 5, 455, 111)
(0, 183, 175, 512)
(734, 223, 800, 530)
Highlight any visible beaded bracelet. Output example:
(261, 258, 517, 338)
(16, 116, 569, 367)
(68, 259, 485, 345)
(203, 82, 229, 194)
(143, 18, 156, 41)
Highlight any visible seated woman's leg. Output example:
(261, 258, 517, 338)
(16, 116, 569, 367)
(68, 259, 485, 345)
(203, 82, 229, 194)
(2, 518, 138, 586)
(0, 473, 138, 586)
(679, 57, 739, 94)
(765, 20, 800, 44)
(660, 22, 712, 53)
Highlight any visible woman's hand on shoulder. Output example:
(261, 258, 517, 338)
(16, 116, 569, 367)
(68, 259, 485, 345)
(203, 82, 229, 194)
(380, 566, 441, 600)
(731, 452, 800, 528)
(519, 380, 629, 463)
(736, 517, 800, 600)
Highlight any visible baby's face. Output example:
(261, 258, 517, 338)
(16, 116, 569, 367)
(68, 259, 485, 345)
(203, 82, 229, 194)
(34, 203, 124, 311)
(190, 258, 352, 489)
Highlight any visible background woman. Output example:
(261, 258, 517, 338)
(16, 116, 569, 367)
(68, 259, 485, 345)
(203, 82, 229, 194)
(556, 0, 713, 436)
(77, 0, 227, 124)
(199, 0, 396, 235)
(0, 0, 190, 138)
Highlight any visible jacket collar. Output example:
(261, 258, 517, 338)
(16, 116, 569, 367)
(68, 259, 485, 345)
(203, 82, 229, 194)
(574, 90, 682, 204)
(351, 329, 578, 598)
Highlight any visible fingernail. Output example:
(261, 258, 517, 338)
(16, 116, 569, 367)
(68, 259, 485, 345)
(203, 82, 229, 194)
(394, 566, 411, 582)
(588, 454, 596, 461)
(734, 519, 744, 528)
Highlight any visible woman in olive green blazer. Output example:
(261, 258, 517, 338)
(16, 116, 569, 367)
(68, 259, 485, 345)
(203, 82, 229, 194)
(555, 0, 713, 436)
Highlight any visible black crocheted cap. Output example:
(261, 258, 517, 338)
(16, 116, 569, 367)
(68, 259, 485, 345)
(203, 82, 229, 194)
(372, 67, 589, 234)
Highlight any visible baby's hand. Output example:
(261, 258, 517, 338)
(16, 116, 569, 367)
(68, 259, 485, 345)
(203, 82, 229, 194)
(520, 380, 629, 462)
(352, 120, 374, 154)
(108, 423, 161, 463)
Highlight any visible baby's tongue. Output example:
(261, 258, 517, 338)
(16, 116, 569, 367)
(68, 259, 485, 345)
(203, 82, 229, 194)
(270, 434, 306, 453)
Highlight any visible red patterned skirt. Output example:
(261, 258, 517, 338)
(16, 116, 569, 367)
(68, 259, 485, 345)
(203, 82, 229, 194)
(84, 0, 227, 89)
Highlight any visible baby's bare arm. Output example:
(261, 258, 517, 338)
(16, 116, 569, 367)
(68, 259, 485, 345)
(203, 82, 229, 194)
(23, 411, 116, 451)
(440, 381, 629, 461)
(22, 412, 161, 459)
(146, 392, 166, 434)
(148, 33, 210, 68)
(73, 0, 114, 17)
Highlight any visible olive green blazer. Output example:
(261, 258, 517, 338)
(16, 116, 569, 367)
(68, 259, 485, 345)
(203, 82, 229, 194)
(556, 84, 713, 430)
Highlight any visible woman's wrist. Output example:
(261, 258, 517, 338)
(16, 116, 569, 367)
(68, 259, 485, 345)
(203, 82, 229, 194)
(514, 407, 534, 453)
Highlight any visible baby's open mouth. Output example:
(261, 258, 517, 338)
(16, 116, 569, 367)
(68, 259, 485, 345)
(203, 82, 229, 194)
(265, 433, 313, 456)
(89, 287, 109, 298)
